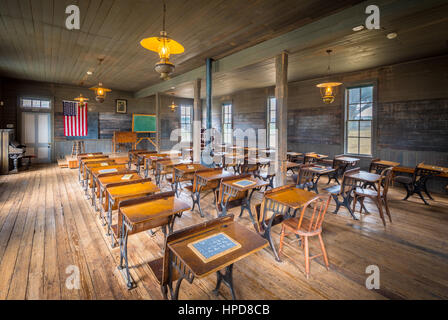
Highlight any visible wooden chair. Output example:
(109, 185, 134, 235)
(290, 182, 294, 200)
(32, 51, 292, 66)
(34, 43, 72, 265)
(353, 167, 393, 226)
(394, 164, 440, 205)
(278, 193, 331, 279)
(323, 167, 360, 220)
(292, 164, 314, 190)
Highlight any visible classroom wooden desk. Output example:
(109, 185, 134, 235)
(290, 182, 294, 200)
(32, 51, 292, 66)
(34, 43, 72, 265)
(285, 161, 300, 174)
(151, 215, 268, 300)
(220, 177, 268, 223)
(261, 185, 318, 261)
(155, 159, 191, 185)
(135, 152, 160, 174)
(105, 179, 160, 246)
(82, 159, 116, 191)
(117, 191, 191, 289)
(305, 165, 336, 194)
(347, 170, 382, 184)
(335, 156, 360, 165)
(144, 154, 174, 177)
(78, 156, 110, 184)
(287, 152, 303, 162)
(304, 153, 328, 163)
(191, 169, 234, 217)
(172, 163, 209, 196)
(89, 165, 128, 207)
(418, 163, 448, 177)
(95, 171, 140, 217)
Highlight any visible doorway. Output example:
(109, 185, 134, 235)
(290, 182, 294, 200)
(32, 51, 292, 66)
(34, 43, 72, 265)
(21, 112, 52, 163)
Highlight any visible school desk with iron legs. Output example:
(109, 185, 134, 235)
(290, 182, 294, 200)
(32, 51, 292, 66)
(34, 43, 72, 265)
(219, 176, 268, 224)
(149, 214, 268, 300)
(105, 179, 160, 247)
(118, 191, 191, 289)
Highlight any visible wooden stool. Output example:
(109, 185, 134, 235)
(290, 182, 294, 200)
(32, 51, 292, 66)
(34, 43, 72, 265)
(71, 141, 85, 156)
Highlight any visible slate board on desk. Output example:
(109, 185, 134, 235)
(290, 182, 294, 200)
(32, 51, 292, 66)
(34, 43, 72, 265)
(188, 232, 241, 263)
(233, 179, 256, 188)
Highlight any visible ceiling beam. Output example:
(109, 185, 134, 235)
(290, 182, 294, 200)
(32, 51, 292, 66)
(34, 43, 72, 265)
(134, 0, 445, 98)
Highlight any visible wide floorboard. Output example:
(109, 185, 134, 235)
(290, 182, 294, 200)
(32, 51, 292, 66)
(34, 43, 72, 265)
(0, 164, 447, 300)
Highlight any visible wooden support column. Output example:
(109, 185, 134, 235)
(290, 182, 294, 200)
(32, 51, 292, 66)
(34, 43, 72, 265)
(155, 92, 161, 152)
(275, 52, 288, 185)
(193, 79, 202, 163)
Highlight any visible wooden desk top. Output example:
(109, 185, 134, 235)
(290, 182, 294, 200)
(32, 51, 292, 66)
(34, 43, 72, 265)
(287, 152, 303, 156)
(168, 220, 268, 278)
(286, 161, 300, 169)
(137, 152, 160, 159)
(374, 160, 400, 167)
(98, 172, 140, 188)
(91, 164, 127, 178)
(264, 186, 317, 210)
(84, 160, 117, 171)
(159, 159, 191, 168)
(223, 177, 268, 192)
(107, 181, 160, 201)
(197, 169, 234, 182)
(418, 163, 448, 174)
(81, 157, 111, 165)
(308, 165, 335, 174)
(335, 156, 360, 163)
(78, 154, 105, 161)
(347, 170, 381, 183)
(305, 153, 328, 159)
(109, 157, 129, 165)
(175, 163, 208, 174)
(120, 196, 190, 226)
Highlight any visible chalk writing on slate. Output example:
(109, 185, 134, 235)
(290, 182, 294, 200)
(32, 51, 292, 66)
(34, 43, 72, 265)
(188, 233, 241, 263)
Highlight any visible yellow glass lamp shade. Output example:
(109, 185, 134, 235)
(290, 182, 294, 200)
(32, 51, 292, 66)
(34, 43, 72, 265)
(168, 100, 177, 112)
(316, 82, 342, 104)
(140, 31, 185, 80)
(74, 94, 89, 107)
(89, 82, 111, 103)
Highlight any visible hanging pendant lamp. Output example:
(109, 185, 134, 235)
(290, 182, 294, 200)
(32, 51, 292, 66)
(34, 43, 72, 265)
(140, 2, 185, 80)
(74, 94, 89, 107)
(89, 82, 111, 103)
(316, 50, 342, 104)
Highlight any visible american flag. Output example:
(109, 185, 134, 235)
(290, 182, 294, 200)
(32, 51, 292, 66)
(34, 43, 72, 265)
(63, 100, 88, 137)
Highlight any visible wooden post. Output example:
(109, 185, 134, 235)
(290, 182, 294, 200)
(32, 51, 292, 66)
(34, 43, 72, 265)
(155, 92, 161, 152)
(193, 79, 202, 163)
(275, 52, 288, 185)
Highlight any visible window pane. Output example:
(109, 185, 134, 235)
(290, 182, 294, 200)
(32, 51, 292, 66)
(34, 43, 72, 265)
(22, 99, 32, 107)
(347, 121, 359, 137)
(359, 121, 372, 138)
(32, 100, 41, 108)
(347, 137, 359, 154)
(361, 103, 372, 120)
(41, 100, 50, 108)
(349, 88, 360, 104)
(361, 86, 373, 103)
(348, 104, 361, 120)
(359, 138, 371, 155)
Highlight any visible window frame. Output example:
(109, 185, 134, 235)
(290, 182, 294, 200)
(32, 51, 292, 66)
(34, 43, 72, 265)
(267, 96, 276, 149)
(180, 104, 192, 143)
(19, 97, 52, 111)
(343, 81, 377, 157)
(222, 102, 233, 145)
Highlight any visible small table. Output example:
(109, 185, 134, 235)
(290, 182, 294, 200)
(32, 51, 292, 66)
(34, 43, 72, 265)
(285, 161, 300, 174)
(105, 179, 160, 246)
(261, 186, 318, 261)
(306, 165, 336, 194)
(78, 156, 110, 185)
(118, 192, 190, 289)
(287, 152, 303, 162)
(158, 215, 268, 300)
(155, 159, 191, 185)
(192, 169, 234, 217)
(82, 160, 116, 194)
(335, 156, 360, 165)
(220, 177, 268, 223)
(346, 170, 382, 218)
(144, 154, 173, 177)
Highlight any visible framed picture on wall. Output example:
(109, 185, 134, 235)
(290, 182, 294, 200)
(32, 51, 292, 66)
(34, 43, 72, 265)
(116, 99, 127, 114)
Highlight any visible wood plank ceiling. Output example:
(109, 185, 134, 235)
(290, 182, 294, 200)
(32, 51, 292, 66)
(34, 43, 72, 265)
(0, 0, 365, 93)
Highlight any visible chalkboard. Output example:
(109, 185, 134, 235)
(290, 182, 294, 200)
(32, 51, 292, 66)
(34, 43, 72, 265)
(188, 232, 241, 263)
(132, 114, 156, 132)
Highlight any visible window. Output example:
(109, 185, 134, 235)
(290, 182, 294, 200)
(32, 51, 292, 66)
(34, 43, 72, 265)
(222, 103, 233, 144)
(20, 97, 51, 109)
(180, 105, 192, 142)
(345, 85, 373, 155)
(267, 97, 276, 149)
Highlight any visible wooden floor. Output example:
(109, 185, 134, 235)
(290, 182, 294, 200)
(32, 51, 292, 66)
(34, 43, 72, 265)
(0, 164, 448, 300)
